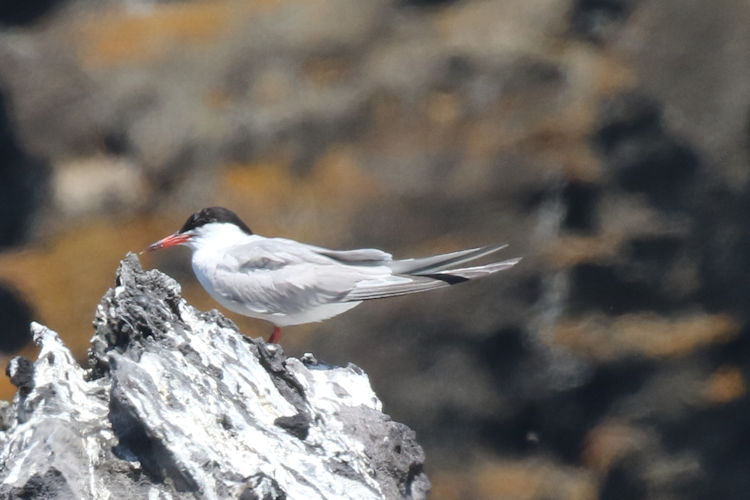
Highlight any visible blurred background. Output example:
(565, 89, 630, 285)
(1, 0, 749, 498)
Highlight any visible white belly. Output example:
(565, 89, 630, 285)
(264, 301, 362, 326)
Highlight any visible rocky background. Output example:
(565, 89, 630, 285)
(0, 0, 748, 498)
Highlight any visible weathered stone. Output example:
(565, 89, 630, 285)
(0, 254, 429, 499)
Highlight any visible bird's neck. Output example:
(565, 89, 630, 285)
(188, 224, 259, 254)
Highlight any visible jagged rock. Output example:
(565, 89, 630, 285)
(0, 253, 429, 499)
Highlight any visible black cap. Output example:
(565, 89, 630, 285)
(179, 207, 253, 235)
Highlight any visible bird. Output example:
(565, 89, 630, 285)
(147, 207, 520, 343)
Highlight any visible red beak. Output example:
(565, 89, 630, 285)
(146, 233, 192, 252)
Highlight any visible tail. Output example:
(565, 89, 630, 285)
(343, 244, 520, 301)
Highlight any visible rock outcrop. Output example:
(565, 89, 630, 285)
(0, 253, 429, 499)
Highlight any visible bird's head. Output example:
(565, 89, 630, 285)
(146, 207, 253, 252)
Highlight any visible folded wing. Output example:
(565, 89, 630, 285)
(214, 239, 520, 311)
(343, 244, 520, 301)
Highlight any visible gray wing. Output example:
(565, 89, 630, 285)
(303, 243, 393, 266)
(343, 243, 519, 301)
(211, 238, 519, 312)
(305, 242, 518, 302)
(343, 257, 521, 301)
(387, 243, 509, 273)
(211, 238, 392, 315)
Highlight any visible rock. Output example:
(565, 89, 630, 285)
(0, 253, 429, 499)
(0, 284, 33, 353)
(569, 0, 636, 43)
(0, 88, 49, 248)
(0, 0, 63, 27)
(595, 90, 700, 210)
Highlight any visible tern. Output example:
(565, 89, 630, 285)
(147, 207, 520, 343)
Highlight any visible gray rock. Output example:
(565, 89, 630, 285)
(0, 253, 429, 499)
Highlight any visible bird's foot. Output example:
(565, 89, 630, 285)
(268, 326, 281, 344)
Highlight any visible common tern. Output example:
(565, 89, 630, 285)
(147, 207, 520, 343)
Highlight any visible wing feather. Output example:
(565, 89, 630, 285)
(200, 237, 519, 317)
(309, 246, 393, 265)
(210, 238, 391, 315)
(388, 243, 508, 274)
(343, 257, 521, 302)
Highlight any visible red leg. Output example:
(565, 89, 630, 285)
(268, 326, 281, 344)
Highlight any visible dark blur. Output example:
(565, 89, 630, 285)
(1, 1, 749, 498)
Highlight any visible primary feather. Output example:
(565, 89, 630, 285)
(344, 250, 521, 301)
(387, 243, 509, 274)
